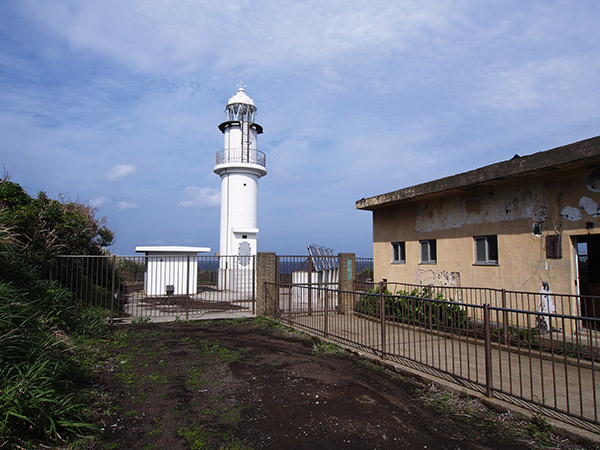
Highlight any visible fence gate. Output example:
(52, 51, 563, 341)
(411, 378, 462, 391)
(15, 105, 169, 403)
(53, 255, 256, 322)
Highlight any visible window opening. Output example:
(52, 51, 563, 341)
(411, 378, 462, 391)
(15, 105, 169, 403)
(474, 235, 498, 264)
(392, 242, 405, 263)
(545, 235, 562, 259)
(420, 240, 437, 264)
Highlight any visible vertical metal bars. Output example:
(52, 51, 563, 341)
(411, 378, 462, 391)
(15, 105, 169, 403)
(54, 255, 257, 322)
(272, 279, 600, 431)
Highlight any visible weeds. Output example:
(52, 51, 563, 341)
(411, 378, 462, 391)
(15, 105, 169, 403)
(196, 339, 241, 362)
(177, 425, 251, 450)
(311, 341, 348, 357)
(417, 384, 582, 448)
(131, 316, 152, 324)
(178, 426, 211, 450)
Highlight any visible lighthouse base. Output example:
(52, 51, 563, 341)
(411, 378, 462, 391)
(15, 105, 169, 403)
(217, 257, 256, 295)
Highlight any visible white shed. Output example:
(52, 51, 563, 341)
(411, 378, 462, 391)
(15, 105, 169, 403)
(135, 246, 211, 296)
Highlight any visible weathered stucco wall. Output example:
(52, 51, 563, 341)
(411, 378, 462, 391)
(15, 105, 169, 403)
(372, 166, 600, 295)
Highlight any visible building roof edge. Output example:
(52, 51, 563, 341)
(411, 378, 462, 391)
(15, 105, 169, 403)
(356, 135, 600, 211)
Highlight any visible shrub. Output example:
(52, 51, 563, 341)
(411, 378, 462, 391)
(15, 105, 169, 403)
(355, 286, 468, 330)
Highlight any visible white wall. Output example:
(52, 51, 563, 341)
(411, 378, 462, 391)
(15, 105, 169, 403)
(144, 254, 198, 296)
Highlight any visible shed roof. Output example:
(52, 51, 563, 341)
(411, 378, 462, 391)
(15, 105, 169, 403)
(356, 135, 600, 211)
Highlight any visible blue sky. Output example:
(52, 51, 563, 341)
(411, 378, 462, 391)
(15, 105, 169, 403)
(1, 1, 599, 256)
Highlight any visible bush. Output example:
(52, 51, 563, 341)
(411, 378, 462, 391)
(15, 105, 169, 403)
(355, 286, 468, 330)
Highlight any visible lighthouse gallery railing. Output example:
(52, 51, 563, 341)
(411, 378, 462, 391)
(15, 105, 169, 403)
(216, 148, 266, 167)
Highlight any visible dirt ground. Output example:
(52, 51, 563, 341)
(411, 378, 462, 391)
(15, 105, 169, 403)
(87, 319, 588, 450)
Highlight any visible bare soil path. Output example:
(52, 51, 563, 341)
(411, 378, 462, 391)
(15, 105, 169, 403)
(88, 319, 591, 449)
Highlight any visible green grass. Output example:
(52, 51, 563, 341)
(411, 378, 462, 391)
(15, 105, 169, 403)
(178, 425, 252, 450)
(131, 316, 152, 324)
(186, 367, 211, 388)
(103, 443, 120, 449)
(0, 280, 109, 445)
(418, 384, 569, 448)
(178, 426, 211, 450)
(195, 339, 242, 362)
(149, 416, 163, 436)
(311, 341, 348, 357)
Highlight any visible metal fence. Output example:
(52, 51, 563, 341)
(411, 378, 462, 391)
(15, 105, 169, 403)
(354, 281, 600, 335)
(276, 255, 373, 287)
(53, 255, 256, 322)
(268, 281, 600, 433)
(276, 255, 339, 286)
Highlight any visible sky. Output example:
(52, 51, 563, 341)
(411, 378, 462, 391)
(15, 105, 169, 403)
(1, 1, 599, 257)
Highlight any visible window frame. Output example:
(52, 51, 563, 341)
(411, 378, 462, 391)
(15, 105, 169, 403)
(392, 241, 405, 264)
(419, 239, 437, 264)
(474, 235, 499, 265)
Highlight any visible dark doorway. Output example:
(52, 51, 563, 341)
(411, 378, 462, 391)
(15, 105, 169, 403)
(576, 235, 600, 328)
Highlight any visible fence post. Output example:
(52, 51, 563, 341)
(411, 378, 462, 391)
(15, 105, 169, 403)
(483, 303, 493, 398)
(324, 288, 329, 338)
(338, 253, 356, 313)
(256, 253, 277, 316)
(252, 255, 256, 315)
(307, 255, 313, 316)
(380, 281, 386, 360)
(110, 255, 116, 325)
(186, 255, 190, 320)
(501, 289, 509, 343)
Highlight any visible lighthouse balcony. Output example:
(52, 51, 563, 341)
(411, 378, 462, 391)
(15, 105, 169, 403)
(216, 148, 266, 167)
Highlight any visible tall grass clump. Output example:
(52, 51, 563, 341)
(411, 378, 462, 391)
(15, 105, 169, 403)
(0, 279, 106, 443)
(0, 177, 113, 446)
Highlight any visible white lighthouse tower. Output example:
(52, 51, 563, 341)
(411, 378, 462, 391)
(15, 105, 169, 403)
(214, 84, 267, 290)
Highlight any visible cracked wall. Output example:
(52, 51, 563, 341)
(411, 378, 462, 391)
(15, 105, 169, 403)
(372, 166, 600, 295)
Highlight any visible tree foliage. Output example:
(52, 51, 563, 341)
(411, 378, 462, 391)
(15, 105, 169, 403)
(0, 178, 113, 278)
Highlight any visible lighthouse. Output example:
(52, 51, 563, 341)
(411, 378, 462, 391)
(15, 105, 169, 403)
(214, 84, 267, 290)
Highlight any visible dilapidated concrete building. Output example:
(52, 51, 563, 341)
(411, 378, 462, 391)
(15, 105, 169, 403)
(356, 135, 600, 317)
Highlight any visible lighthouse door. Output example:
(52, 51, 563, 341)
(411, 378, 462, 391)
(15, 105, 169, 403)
(238, 241, 251, 266)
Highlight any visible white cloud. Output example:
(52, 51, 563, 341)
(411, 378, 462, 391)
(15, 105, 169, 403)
(18, 0, 457, 77)
(89, 196, 110, 208)
(105, 164, 137, 182)
(117, 201, 137, 210)
(179, 186, 220, 208)
(475, 57, 580, 111)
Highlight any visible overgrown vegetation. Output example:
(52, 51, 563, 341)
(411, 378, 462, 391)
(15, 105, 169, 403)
(0, 177, 114, 447)
(355, 286, 468, 330)
(417, 383, 586, 449)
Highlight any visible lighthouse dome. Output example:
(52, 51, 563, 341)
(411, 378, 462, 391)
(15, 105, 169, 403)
(227, 86, 255, 107)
